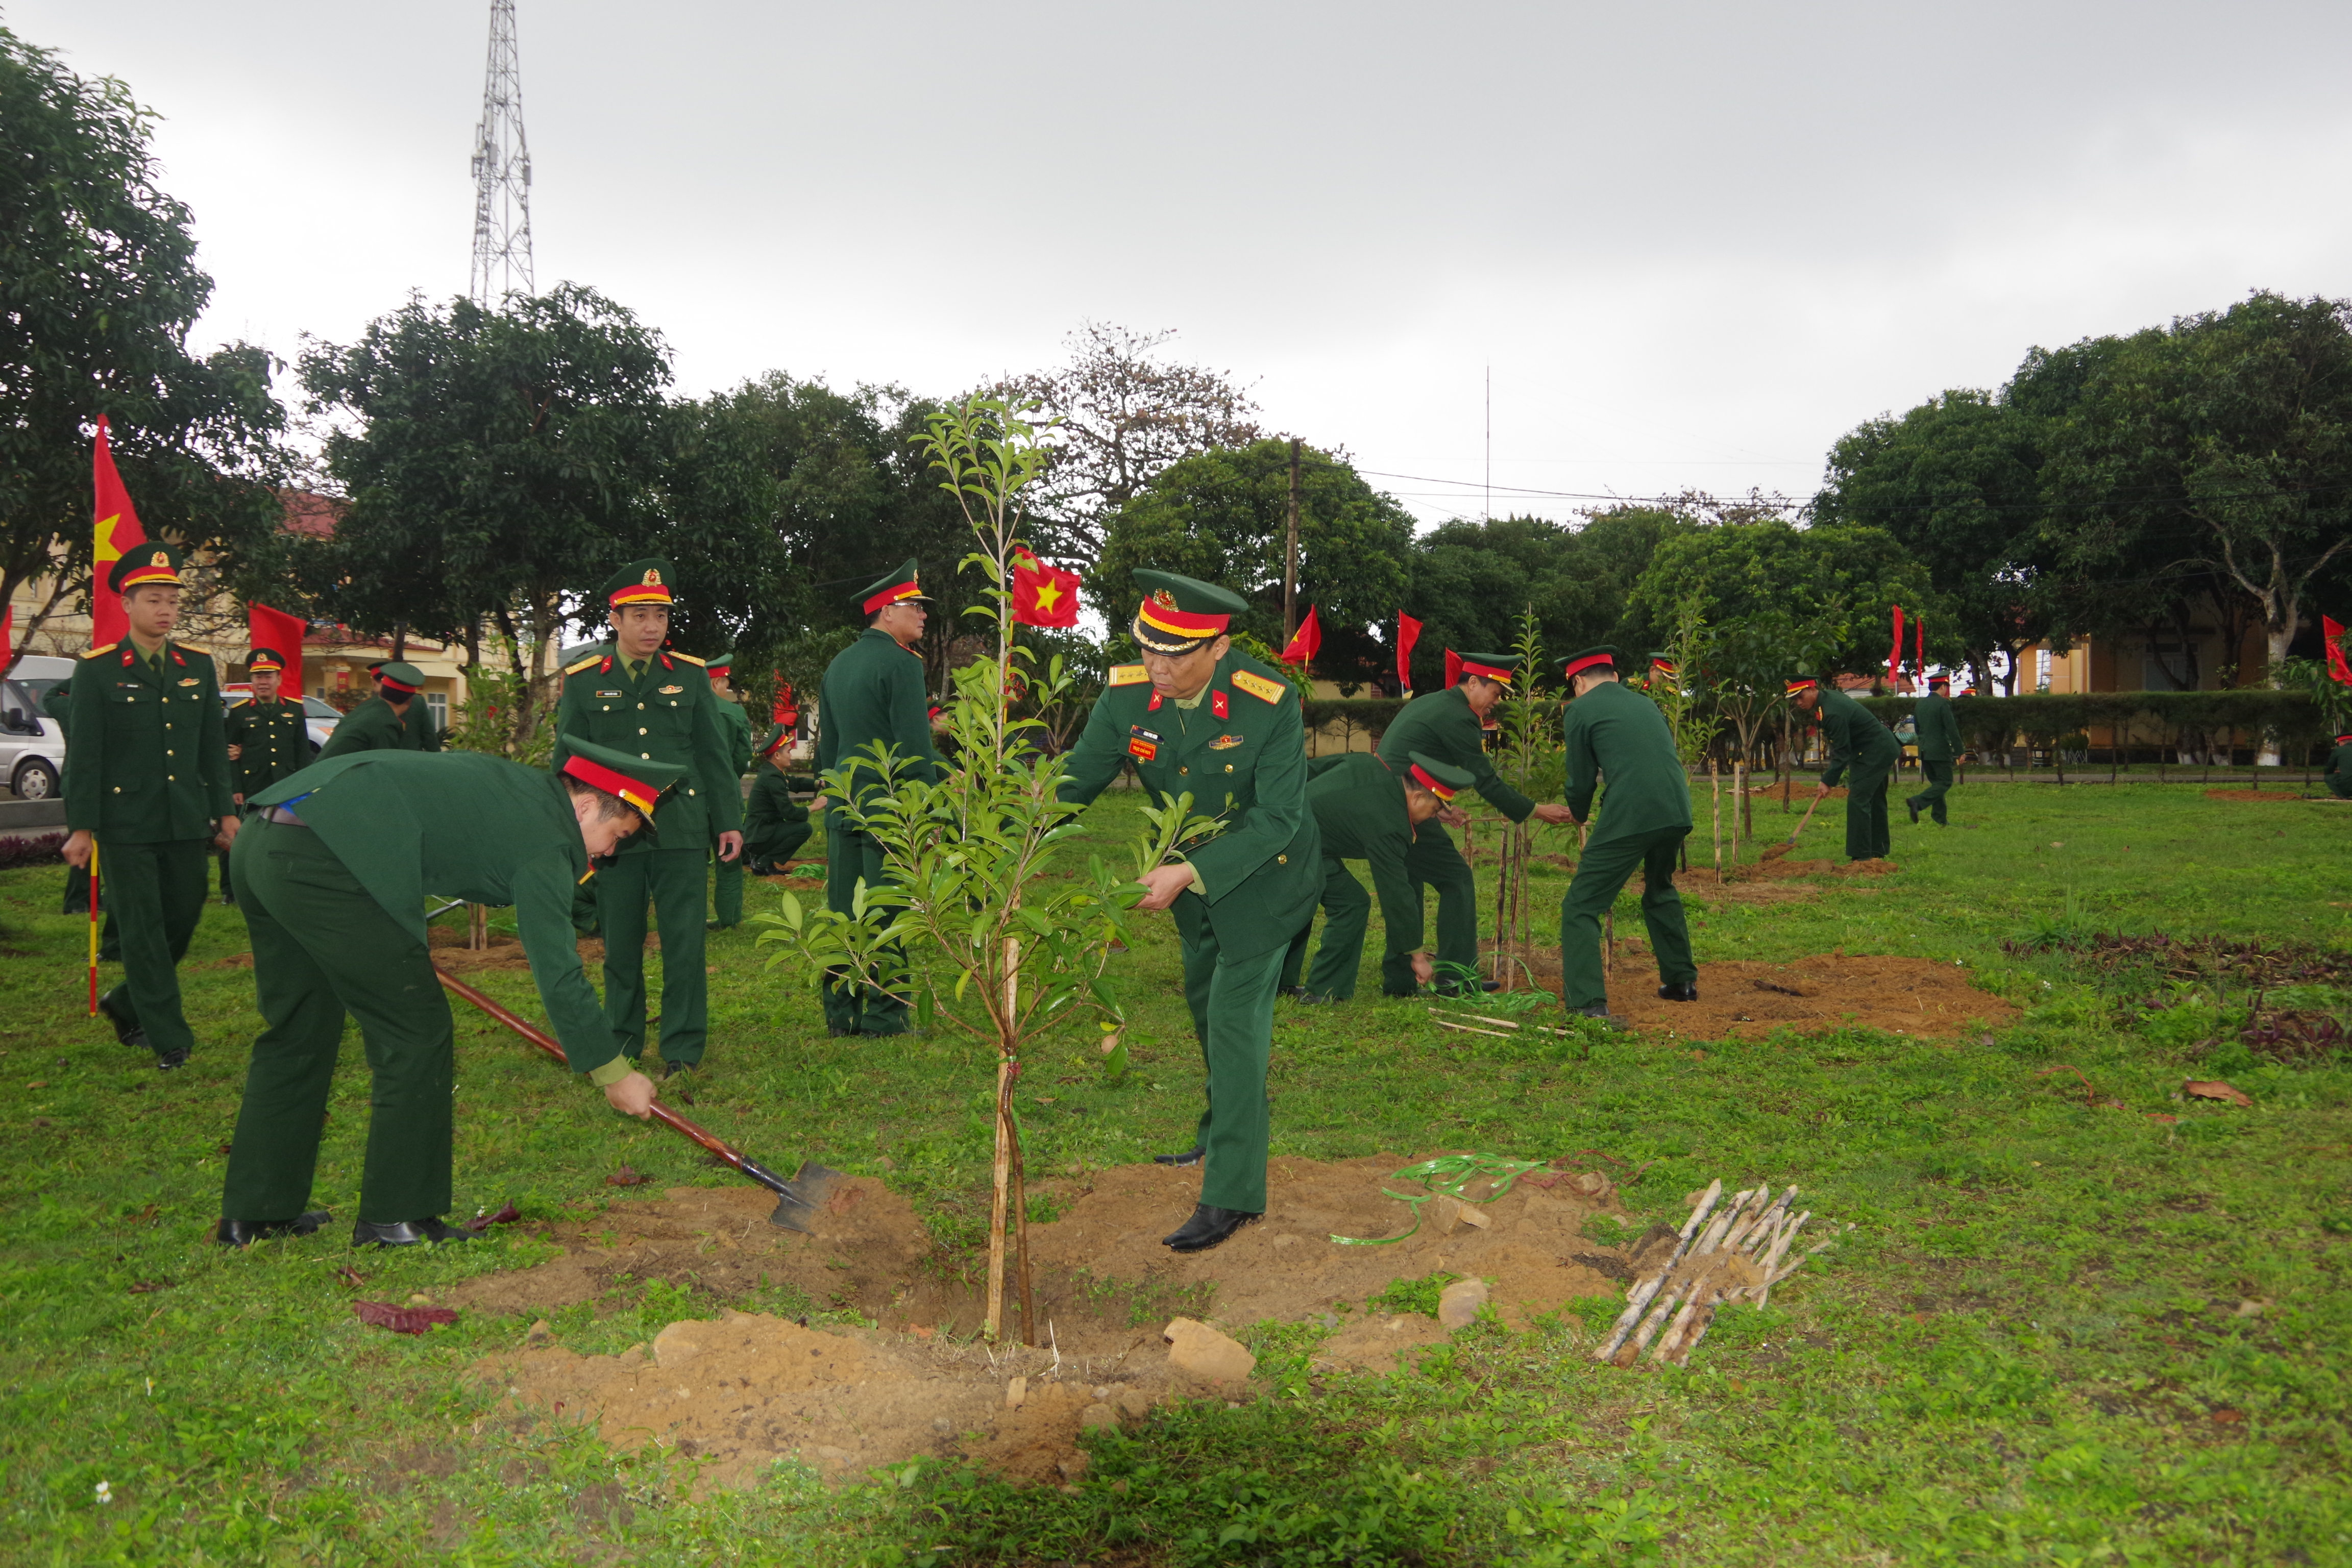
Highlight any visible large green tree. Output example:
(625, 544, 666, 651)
(1092, 439, 1414, 685)
(0, 24, 285, 662)
(1625, 519, 1943, 678)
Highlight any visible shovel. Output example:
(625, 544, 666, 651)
(1758, 789, 1827, 863)
(433, 964, 841, 1231)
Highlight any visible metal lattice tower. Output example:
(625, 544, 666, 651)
(468, 0, 534, 302)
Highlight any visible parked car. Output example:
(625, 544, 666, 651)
(0, 671, 67, 801)
(219, 684, 342, 754)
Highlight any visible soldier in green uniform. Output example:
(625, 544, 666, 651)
(1376, 653, 1579, 992)
(45, 675, 121, 959)
(1059, 571, 1320, 1253)
(215, 739, 674, 1247)
(704, 651, 757, 928)
(1280, 751, 1470, 1003)
(318, 660, 435, 758)
(814, 560, 945, 1037)
(551, 559, 745, 1077)
(743, 722, 816, 874)
(218, 646, 314, 905)
(1787, 674, 1900, 862)
(60, 544, 237, 1070)
(1904, 675, 1964, 825)
(2326, 731, 2352, 799)
(1555, 649, 1698, 1023)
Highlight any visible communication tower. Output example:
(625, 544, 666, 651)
(468, 0, 534, 302)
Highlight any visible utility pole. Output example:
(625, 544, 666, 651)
(1484, 364, 1491, 522)
(469, 0, 535, 303)
(1283, 438, 1303, 640)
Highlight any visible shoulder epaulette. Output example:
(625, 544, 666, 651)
(564, 653, 604, 675)
(225, 695, 251, 708)
(1231, 669, 1287, 704)
(82, 643, 117, 659)
(670, 651, 706, 668)
(1108, 664, 1148, 687)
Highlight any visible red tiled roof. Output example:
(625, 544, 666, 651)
(280, 489, 344, 538)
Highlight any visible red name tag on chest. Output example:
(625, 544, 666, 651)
(1128, 737, 1158, 762)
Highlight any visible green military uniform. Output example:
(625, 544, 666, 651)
(223, 743, 677, 1239)
(318, 660, 436, 759)
(64, 545, 234, 1068)
(1556, 653, 1696, 1015)
(2326, 733, 2352, 800)
(705, 653, 757, 927)
(744, 722, 815, 873)
(1060, 574, 1320, 1221)
(1280, 751, 1471, 1001)
(816, 561, 946, 1035)
(218, 648, 315, 903)
(1904, 684, 1964, 825)
(550, 560, 743, 1069)
(45, 676, 120, 959)
(1811, 682, 1901, 861)
(1376, 658, 1533, 990)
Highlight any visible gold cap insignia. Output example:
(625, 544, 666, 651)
(1152, 590, 1177, 608)
(150, 550, 168, 567)
(643, 569, 662, 586)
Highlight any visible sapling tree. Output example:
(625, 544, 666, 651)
(752, 395, 1215, 1343)
(1484, 607, 1563, 990)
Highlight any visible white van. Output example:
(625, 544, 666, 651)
(0, 654, 74, 800)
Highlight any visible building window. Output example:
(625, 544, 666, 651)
(2142, 644, 2194, 691)
(426, 692, 448, 730)
(2035, 649, 2052, 693)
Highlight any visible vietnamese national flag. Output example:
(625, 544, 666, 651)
(1889, 604, 1905, 688)
(248, 602, 309, 695)
(2326, 616, 2351, 685)
(1281, 605, 1320, 666)
(773, 684, 797, 727)
(1011, 549, 1082, 628)
(1396, 612, 1422, 693)
(91, 415, 149, 650)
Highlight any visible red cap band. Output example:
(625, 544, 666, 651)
(864, 577, 923, 614)
(1562, 654, 1614, 679)
(1785, 678, 1818, 695)
(377, 673, 421, 694)
(560, 754, 660, 818)
(1408, 763, 1458, 802)
(1135, 596, 1228, 641)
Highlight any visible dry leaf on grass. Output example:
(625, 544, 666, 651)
(605, 1165, 653, 1188)
(465, 1202, 523, 1233)
(126, 1282, 165, 1295)
(334, 1266, 365, 1289)
(2146, 1113, 2179, 1124)
(2184, 1080, 2253, 1107)
(352, 1301, 458, 1336)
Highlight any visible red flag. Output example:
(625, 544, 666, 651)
(1444, 649, 1463, 689)
(247, 602, 308, 695)
(1281, 605, 1320, 665)
(1, 604, 12, 672)
(91, 416, 149, 649)
(2326, 616, 2351, 685)
(1914, 615, 1925, 678)
(1889, 604, 1905, 689)
(1396, 612, 1422, 693)
(1011, 548, 1082, 628)
(772, 683, 796, 726)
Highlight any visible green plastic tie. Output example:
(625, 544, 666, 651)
(1330, 1152, 1552, 1245)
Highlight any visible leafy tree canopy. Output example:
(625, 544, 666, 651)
(1626, 518, 1943, 678)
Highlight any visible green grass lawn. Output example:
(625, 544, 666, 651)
(1, 778, 2347, 1564)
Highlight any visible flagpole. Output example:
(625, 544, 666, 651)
(87, 841, 100, 1015)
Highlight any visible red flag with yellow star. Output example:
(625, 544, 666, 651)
(91, 415, 149, 648)
(1012, 548, 1082, 628)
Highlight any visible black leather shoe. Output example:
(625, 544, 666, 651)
(1906, 800, 1921, 824)
(216, 1211, 331, 1247)
(828, 1025, 853, 1038)
(1294, 990, 1335, 1005)
(97, 988, 142, 1048)
(1574, 1004, 1629, 1030)
(1153, 1145, 1206, 1167)
(662, 1059, 695, 1080)
(152, 1043, 189, 1071)
(352, 1217, 474, 1247)
(1163, 1204, 1261, 1253)
(1281, 986, 1310, 1000)
(1657, 981, 1699, 1002)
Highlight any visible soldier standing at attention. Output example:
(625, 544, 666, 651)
(216, 740, 674, 1247)
(1555, 649, 1698, 1024)
(1787, 673, 1900, 862)
(2325, 731, 2352, 799)
(743, 723, 816, 874)
(1059, 572, 1320, 1253)
(1280, 751, 1472, 1003)
(219, 647, 314, 905)
(551, 559, 744, 1079)
(1905, 675, 1964, 825)
(703, 651, 757, 929)
(318, 660, 434, 758)
(814, 560, 945, 1037)
(60, 544, 237, 1070)
(1377, 653, 1579, 992)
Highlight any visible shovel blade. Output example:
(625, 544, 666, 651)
(767, 1161, 849, 1232)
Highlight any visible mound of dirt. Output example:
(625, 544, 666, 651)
(1613, 953, 2015, 1042)
(427, 928, 619, 974)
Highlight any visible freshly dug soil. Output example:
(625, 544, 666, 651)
(427, 928, 614, 974)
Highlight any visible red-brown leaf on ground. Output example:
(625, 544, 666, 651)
(353, 1301, 457, 1335)
(605, 1165, 652, 1188)
(334, 1266, 365, 1289)
(2211, 1408, 2246, 1424)
(2184, 1080, 2253, 1107)
(127, 1281, 165, 1295)
(2146, 1113, 2179, 1124)
(465, 1202, 523, 1233)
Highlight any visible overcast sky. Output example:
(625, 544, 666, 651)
(13, 1, 2352, 527)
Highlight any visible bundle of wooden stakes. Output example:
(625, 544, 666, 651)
(1592, 1179, 1845, 1367)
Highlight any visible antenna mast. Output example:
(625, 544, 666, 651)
(469, 0, 534, 303)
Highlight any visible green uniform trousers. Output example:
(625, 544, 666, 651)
(1842, 763, 1894, 860)
(220, 818, 454, 1224)
(2332, 773, 2352, 800)
(747, 821, 813, 876)
(822, 813, 910, 1035)
(1906, 761, 1955, 824)
(1278, 857, 1391, 1001)
(96, 837, 210, 1062)
(1176, 923, 1284, 1214)
(62, 865, 122, 961)
(1402, 823, 1480, 988)
(1558, 826, 1696, 1013)
(594, 847, 711, 1066)
(712, 850, 744, 927)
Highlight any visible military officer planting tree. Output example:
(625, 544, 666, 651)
(704, 651, 757, 928)
(1554, 648, 1697, 1025)
(1058, 572, 1320, 1253)
(552, 560, 744, 1078)
(1281, 751, 1472, 1003)
(214, 740, 676, 1247)
(1787, 673, 1901, 862)
(318, 660, 435, 758)
(1905, 675, 1964, 825)
(61, 544, 236, 1070)
(815, 560, 945, 1037)
(743, 722, 815, 874)
(1377, 653, 1579, 992)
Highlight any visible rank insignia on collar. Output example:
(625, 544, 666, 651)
(1208, 733, 1244, 749)
(1211, 690, 1229, 719)
(658, 683, 683, 694)
(1146, 692, 1163, 712)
